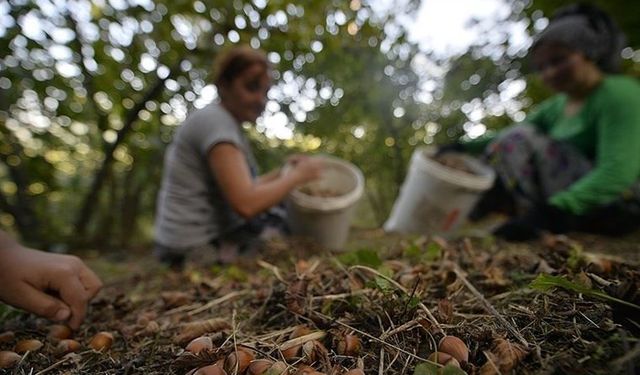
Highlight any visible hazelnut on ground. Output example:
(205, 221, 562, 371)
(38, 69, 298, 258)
(89, 331, 114, 351)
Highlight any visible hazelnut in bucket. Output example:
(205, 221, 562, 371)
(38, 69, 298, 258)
(285, 155, 365, 250)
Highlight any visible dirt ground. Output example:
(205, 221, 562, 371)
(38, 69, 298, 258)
(1, 228, 639, 375)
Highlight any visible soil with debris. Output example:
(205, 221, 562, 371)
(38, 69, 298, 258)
(1, 230, 639, 375)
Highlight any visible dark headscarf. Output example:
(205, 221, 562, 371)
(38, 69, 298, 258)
(530, 3, 626, 73)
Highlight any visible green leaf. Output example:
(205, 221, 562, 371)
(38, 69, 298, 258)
(376, 264, 395, 278)
(442, 365, 467, 375)
(0, 304, 24, 321)
(337, 248, 382, 268)
(566, 243, 585, 271)
(425, 242, 442, 261)
(530, 274, 640, 310)
(372, 276, 394, 293)
(403, 243, 422, 259)
(403, 241, 441, 263)
(408, 296, 421, 309)
(414, 362, 440, 375)
(225, 265, 248, 282)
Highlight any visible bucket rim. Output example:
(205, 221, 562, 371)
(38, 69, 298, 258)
(288, 155, 365, 212)
(413, 146, 495, 191)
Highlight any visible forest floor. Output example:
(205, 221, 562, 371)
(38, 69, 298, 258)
(1, 226, 639, 375)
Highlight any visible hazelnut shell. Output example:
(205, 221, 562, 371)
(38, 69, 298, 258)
(48, 325, 72, 341)
(14, 339, 43, 354)
(55, 339, 81, 355)
(438, 336, 469, 363)
(247, 359, 273, 375)
(0, 351, 21, 369)
(194, 364, 228, 375)
(224, 347, 255, 374)
(185, 336, 213, 354)
(89, 331, 114, 351)
(0, 331, 15, 344)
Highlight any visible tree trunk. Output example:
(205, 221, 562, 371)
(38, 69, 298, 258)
(74, 63, 180, 239)
(0, 130, 41, 244)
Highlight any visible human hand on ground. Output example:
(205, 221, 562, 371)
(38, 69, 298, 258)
(0, 241, 102, 330)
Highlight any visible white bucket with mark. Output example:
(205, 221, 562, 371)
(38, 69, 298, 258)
(286, 156, 365, 250)
(384, 147, 495, 235)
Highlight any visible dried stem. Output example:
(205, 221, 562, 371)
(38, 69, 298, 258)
(349, 265, 443, 333)
(450, 262, 529, 348)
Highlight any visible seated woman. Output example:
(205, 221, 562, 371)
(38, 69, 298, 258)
(154, 46, 324, 266)
(443, 4, 640, 240)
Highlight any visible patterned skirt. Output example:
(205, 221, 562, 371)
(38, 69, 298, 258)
(483, 124, 640, 235)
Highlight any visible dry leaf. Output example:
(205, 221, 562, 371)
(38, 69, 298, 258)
(161, 291, 192, 308)
(286, 279, 309, 315)
(483, 266, 510, 288)
(175, 319, 231, 344)
(437, 298, 453, 324)
(479, 338, 528, 374)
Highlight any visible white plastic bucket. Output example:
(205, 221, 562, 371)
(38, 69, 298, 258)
(286, 156, 365, 250)
(384, 147, 495, 235)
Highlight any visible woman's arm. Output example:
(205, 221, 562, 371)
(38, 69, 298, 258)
(256, 168, 282, 184)
(461, 95, 564, 154)
(549, 83, 640, 214)
(208, 143, 323, 219)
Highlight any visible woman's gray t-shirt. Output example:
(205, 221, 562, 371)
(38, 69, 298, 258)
(154, 102, 258, 248)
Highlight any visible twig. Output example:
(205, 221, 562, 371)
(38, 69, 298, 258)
(34, 353, 74, 375)
(349, 265, 443, 333)
(311, 290, 370, 301)
(257, 260, 285, 282)
(482, 350, 502, 375)
(252, 326, 296, 342)
(379, 319, 420, 340)
(378, 347, 384, 375)
(298, 258, 321, 279)
(186, 290, 249, 316)
(579, 312, 599, 328)
(400, 277, 421, 319)
(231, 309, 239, 375)
(450, 262, 529, 348)
(314, 311, 430, 362)
(164, 303, 196, 316)
(279, 331, 327, 351)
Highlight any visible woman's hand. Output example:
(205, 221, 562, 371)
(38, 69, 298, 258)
(0, 234, 102, 330)
(285, 153, 310, 166)
(288, 156, 325, 185)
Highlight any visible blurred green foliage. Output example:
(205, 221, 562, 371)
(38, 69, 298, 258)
(0, 0, 638, 250)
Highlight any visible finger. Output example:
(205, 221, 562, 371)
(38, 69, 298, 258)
(13, 283, 72, 323)
(78, 264, 103, 298)
(54, 276, 91, 330)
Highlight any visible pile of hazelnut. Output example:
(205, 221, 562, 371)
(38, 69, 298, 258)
(0, 325, 115, 369)
(183, 325, 364, 375)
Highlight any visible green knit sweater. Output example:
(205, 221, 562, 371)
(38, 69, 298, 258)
(462, 75, 640, 215)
